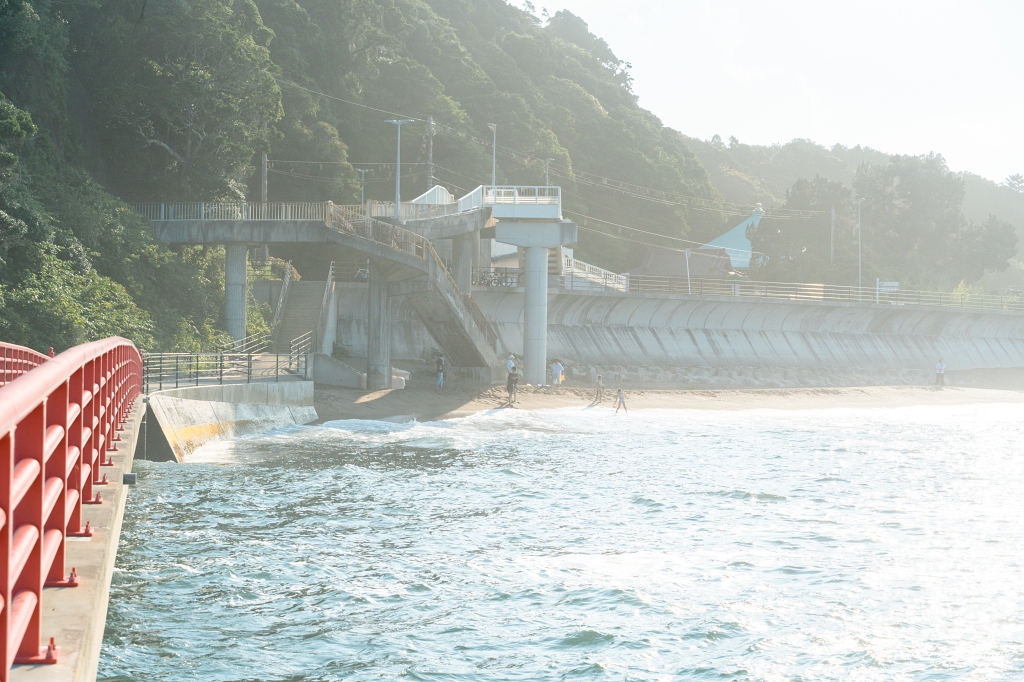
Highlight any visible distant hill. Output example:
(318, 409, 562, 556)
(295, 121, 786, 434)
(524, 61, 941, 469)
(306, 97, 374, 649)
(685, 136, 1024, 238)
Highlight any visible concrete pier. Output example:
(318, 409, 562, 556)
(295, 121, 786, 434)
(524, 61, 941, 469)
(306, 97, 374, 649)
(367, 260, 393, 390)
(224, 243, 248, 343)
(522, 246, 548, 385)
(494, 220, 577, 385)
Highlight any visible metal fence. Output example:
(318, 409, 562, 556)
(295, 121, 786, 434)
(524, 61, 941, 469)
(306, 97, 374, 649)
(127, 202, 331, 221)
(0, 337, 142, 676)
(142, 352, 306, 393)
(1, 343, 51, 387)
(471, 269, 1024, 313)
(328, 206, 429, 258)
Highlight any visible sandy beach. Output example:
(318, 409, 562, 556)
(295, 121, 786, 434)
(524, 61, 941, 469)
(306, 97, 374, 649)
(313, 383, 1024, 423)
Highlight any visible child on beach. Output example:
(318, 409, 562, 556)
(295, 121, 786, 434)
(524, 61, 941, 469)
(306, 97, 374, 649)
(614, 388, 627, 414)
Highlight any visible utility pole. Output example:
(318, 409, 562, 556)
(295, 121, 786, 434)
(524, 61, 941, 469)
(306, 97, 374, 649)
(545, 158, 554, 187)
(830, 206, 835, 267)
(488, 123, 497, 191)
(356, 168, 371, 205)
(386, 119, 414, 222)
(427, 115, 434, 188)
(261, 121, 268, 203)
(857, 198, 864, 299)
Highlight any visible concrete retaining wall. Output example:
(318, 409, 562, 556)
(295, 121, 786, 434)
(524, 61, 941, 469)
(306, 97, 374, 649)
(146, 381, 317, 462)
(329, 284, 1024, 373)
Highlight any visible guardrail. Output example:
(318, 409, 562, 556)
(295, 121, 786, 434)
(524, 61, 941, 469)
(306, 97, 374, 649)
(142, 352, 306, 393)
(617, 276, 1024, 312)
(472, 268, 1024, 313)
(315, 262, 335, 355)
(127, 202, 331, 221)
(427, 251, 498, 352)
(0, 337, 141, 676)
(1, 343, 51, 387)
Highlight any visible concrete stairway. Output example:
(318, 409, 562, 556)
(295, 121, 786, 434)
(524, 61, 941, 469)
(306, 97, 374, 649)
(274, 280, 325, 350)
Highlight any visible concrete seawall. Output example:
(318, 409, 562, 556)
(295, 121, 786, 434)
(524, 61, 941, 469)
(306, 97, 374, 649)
(319, 283, 1024, 373)
(146, 382, 317, 462)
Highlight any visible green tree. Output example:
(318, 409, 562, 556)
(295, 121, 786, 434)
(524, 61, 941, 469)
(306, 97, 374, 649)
(854, 154, 1017, 288)
(1005, 174, 1024, 194)
(748, 176, 857, 284)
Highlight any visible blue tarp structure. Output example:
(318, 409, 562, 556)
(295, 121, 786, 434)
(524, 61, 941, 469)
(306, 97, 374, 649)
(701, 207, 764, 269)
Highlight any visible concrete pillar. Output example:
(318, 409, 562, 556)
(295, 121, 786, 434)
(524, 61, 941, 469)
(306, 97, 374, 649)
(523, 245, 548, 385)
(367, 259, 392, 390)
(470, 229, 481, 272)
(224, 242, 248, 343)
(452, 232, 473, 292)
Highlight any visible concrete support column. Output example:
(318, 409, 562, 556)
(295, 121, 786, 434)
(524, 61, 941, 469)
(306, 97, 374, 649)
(470, 229, 481, 273)
(452, 232, 473, 292)
(367, 260, 392, 390)
(523, 245, 548, 385)
(224, 242, 248, 343)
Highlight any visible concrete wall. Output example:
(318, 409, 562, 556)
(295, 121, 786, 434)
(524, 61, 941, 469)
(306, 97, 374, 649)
(146, 381, 317, 462)
(330, 284, 1024, 373)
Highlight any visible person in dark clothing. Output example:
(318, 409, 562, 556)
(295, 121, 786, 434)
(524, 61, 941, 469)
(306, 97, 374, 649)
(435, 354, 445, 389)
(506, 365, 518, 405)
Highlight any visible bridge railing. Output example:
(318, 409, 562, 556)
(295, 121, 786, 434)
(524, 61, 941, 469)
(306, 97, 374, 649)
(1, 343, 50, 387)
(127, 202, 331, 221)
(0, 337, 141, 676)
(327, 205, 428, 259)
(142, 352, 306, 393)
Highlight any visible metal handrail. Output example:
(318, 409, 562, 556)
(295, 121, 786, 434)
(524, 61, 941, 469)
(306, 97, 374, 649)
(142, 351, 305, 392)
(0, 341, 50, 386)
(315, 262, 335, 354)
(0, 338, 142, 671)
(270, 260, 293, 343)
(127, 202, 331, 221)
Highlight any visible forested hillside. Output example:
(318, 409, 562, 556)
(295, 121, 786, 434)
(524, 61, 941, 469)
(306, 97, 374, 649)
(0, 0, 1020, 353)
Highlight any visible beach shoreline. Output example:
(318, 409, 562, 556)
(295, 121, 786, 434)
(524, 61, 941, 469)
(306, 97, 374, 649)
(313, 384, 1024, 423)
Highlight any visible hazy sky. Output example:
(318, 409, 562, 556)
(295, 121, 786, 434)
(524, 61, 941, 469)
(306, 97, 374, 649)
(539, 0, 1022, 184)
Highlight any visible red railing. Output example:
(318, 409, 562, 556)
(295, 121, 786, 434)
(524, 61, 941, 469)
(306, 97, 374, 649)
(0, 344, 51, 387)
(0, 337, 142, 679)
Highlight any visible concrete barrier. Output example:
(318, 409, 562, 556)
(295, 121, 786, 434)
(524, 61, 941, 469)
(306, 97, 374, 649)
(328, 284, 1024, 374)
(146, 381, 317, 462)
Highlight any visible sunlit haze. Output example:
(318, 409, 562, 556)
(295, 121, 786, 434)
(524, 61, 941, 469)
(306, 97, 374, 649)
(543, 0, 1023, 184)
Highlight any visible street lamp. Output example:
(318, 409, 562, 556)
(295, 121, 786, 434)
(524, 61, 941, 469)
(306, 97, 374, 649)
(356, 168, 371, 205)
(857, 197, 864, 298)
(488, 123, 497, 192)
(385, 119, 414, 222)
(545, 158, 554, 187)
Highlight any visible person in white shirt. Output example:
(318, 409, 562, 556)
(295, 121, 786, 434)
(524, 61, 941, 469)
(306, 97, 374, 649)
(507, 354, 516, 373)
(935, 359, 946, 386)
(551, 359, 563, 386)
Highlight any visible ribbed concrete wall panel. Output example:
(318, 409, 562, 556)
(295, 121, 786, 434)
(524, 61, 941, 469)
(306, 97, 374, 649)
(330, 286, 1024, 370)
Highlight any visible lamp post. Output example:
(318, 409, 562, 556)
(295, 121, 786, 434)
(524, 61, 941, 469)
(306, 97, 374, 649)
(488, 123, 497, 192)
(356, 168, 371, 205)
(385, 119, 413, 222)
(545, 158, 554, 187)
(857, 197, 864, 299)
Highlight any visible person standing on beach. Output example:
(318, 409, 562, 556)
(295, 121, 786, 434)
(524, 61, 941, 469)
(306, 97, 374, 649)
(595, 374, 604, 403)
(935, 358, 946, 386)
(436, 354, 445, 389)
(506, 365, 518, 406)
(614, 388, 627, 414)
(551, 359, 563, 386)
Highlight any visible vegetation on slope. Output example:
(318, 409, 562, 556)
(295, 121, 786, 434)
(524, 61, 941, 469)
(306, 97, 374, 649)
(0, 0, 1020, 352)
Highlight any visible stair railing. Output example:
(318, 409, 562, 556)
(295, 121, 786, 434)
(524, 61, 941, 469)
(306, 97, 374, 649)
(270, 260, 293, 346)
(315, 261, 335, 355)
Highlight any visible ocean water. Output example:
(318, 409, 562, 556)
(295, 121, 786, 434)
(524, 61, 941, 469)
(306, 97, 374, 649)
(98, 404, 1024, 681)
